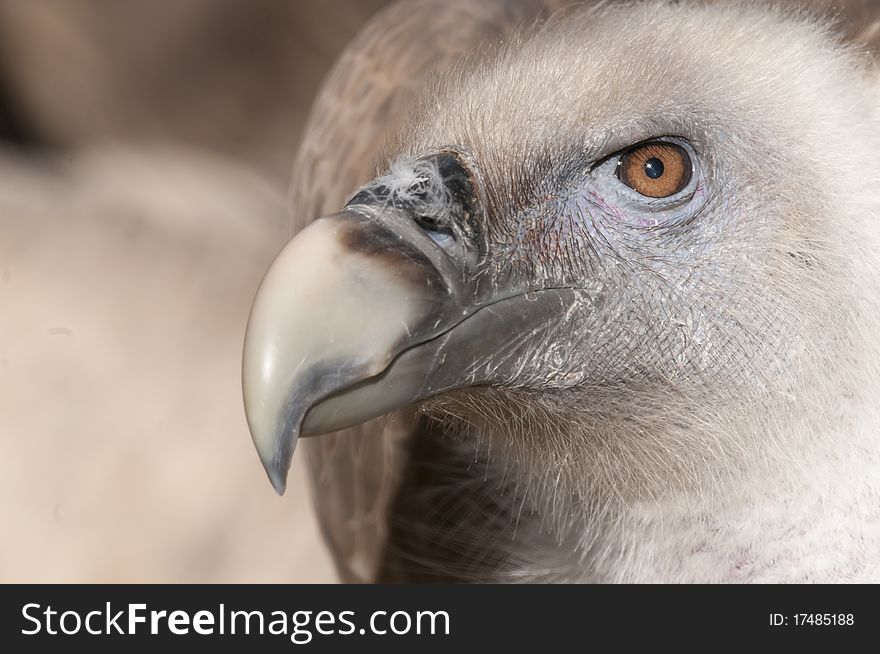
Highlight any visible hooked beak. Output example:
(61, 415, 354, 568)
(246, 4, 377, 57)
(242, 153, 571, 494)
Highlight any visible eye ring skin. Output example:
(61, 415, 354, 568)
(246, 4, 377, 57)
(578, 138, 707, 228)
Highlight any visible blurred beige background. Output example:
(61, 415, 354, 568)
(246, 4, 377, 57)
(0, 0, 388, 582)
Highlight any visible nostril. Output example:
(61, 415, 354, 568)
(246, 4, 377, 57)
(413, 212, 456, 246)
(425, 230, 455, 248)
(346, 150, 481, 256)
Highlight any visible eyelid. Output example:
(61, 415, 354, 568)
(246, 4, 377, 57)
(587, 150, 619, 173)
(588, 136, 692, 170)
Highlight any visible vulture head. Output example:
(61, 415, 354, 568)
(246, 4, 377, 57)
(243, 0, 880, 581)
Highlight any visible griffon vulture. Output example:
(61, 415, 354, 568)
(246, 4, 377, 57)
(242, 0, 880, 582)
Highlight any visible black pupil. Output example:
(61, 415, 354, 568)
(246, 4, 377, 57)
(644, 157, 665, 179)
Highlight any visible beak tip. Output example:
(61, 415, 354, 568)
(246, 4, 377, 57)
(250, 425, 292, 496)
(268, 472, 288, 497)
(262, 455, 289, 496)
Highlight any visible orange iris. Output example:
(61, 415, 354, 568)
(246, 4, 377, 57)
(617, 142, 692, 198)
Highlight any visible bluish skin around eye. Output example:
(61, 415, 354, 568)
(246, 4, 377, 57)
(497, 143, 708, 266)
(505, 167, 706, 257)
(577, 153, 706, 229)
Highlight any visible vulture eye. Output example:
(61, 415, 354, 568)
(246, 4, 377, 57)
(617, 142, 692, 198)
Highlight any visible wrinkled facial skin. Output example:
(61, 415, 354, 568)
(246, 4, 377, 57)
(453, 132, 778, 395)
(390, 6, 855, 403)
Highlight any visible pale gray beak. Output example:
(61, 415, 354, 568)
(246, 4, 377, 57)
(242, 153, 573, 494)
